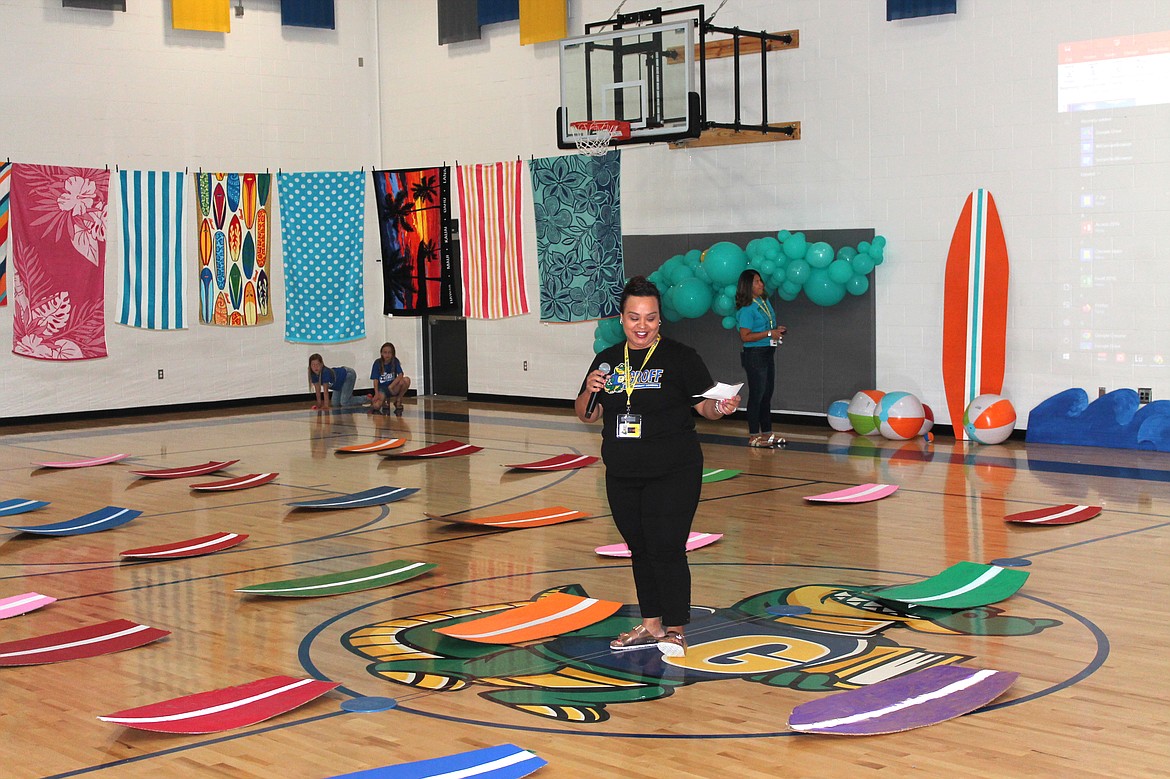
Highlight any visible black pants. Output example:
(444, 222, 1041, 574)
(605, 463, 702, 627)
(741, 346, 775, 435)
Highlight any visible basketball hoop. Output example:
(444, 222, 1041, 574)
(569, 120, 632, 156)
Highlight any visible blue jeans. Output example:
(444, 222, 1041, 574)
(740, 346, 775, 435)
(330, 368, 358, 408)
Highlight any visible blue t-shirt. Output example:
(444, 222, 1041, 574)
(736, 297, 777, 348)
(370, 357, 403, 392)
(311, 366, 349, 388)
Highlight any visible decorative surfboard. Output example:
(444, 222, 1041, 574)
(435, 592, 621, 644)
(33, 453, 131, 469)
(504, 454, 599, 471)
(7, 506, 142, 536)
(0, 619, 170, 666)
(805, 484, 899, 503)
(99, 676, 340, 734)
(121, 532, 248, 560)
(235, 560, 435, 598)
(942, 188, 1010, 440)
(335, 438, 406, 454)
(787, 665, 1017, 735)
(328, 744, 547, 779)
(426, 506, 589, 530)
(0, 498, 49, 517)
(381, 439, 483, 459)
(596, 531, 723, 558)
(1004, 504, 1102, 526)
(190, 473, 278, 491)
(862, 561, 1028, 609)
(130, 460, 240, 479)
(287, 486, 419, 510)
(0, 592, 56, 620)
(701, 468, 742, 484)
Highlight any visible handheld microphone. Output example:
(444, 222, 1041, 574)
(586, 362, 611, 416)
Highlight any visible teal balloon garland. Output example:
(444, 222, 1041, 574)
(592, 231, 887, 352)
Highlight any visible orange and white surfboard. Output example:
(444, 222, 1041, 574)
(434, 592, 621, 644)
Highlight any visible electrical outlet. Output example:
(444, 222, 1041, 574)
(157, 369, 164, 380)
(523, 361, 529, 371)
(1139, 387, 1153, 404)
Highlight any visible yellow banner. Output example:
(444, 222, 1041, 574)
(519, 0, 566, 45)
(172, 0, 230, 33)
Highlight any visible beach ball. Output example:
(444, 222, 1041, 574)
(964, 394, 1016, 444)
(918, 404, 935, 437)
(847, 390, 885, 436)
(875, 391, 926, 440)
(827, 399, 852, 431)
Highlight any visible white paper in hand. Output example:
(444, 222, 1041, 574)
(696, 382, 744, 400)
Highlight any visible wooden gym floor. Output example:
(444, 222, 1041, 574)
(1, 398, 1168, 778)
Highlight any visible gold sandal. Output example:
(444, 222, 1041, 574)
(657, 630, 687, 657)
(609, 624, 661, 651)
(748, 435, 773, 448)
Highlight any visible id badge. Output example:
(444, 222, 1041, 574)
(617, 413, 642, 439)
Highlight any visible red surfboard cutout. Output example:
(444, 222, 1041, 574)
(0, 619, 169, 666)
(942, 189, 1009, 440)
(1004, 504, 1101, 526)
(435, 592, 621, 644)
(130, 460, 239, 479)
(382, 439, 483, 459)
(504, 454, 599, 471)
(427, 506, 589, 530)
(190, 473, 278, 491)
(99, 675, 339, 734)
(120, 532, 248, 559)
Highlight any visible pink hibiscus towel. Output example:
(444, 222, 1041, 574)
(11, 164, 110, 360)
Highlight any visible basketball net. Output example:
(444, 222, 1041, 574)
(569, 120, 631, 157)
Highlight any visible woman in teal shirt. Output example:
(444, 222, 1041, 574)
(734, 270, 786, 447)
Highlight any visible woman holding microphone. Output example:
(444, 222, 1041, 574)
(735, 269, 786, 448)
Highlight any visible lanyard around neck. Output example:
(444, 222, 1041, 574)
(623, 337, 660, 409)
(753, 297, 775, 330)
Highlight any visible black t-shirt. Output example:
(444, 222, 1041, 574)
(583, 337, 714, 477)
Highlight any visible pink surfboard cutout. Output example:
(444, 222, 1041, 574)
(120, 532, 249, 559)
(504, 454, 599, 471)
(34, 453, 131, 469)
(595, 531, 723, 558)
(336, 438, 407, 453)
(382, 439, 483, 459)
(1004, 504, 1101, 526)
(130, 460, 240, 478)
(0, 592, 56, 620)
(190, 473, 278, 491)
(805, 483, 899, 503)
(99, 675, 340, 734)
(0, 619, 169, 666)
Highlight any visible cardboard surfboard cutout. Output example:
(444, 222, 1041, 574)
(0, 619, 169, 666)
(596, 531, 723, 558)
(34, 453, 131, 469)
(0, 592, 56, 620)
(236, 560, 434, 597)
(99, 676, 339, 734)
(335, 438, 406, 454)
(434, 592, 621, 644)
(1004, 504, 1101, 526)
(504, 454, 598, 471)
(788, 665, 1017, 735)
(862, 561, 1028, 609)
(190, 473, 278, 491)
(130, 460, 239, 478)
(328, 744, 547, 779)
(427, 506, 589, 530)
(381, 439, 483, 459)
(7, 506, 142, 536)
(287, 486, 418, 510)
(0, 498, 49, 517)
(943, 189, 1009, 440)
(805, 484, 898, 503)
(120, 532, 248, 560)
(701, 468, 742, 483)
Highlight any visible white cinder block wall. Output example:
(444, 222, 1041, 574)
(3, 1, 1169, 429)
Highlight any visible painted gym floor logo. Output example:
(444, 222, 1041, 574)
(341, 582, 1061, 725)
